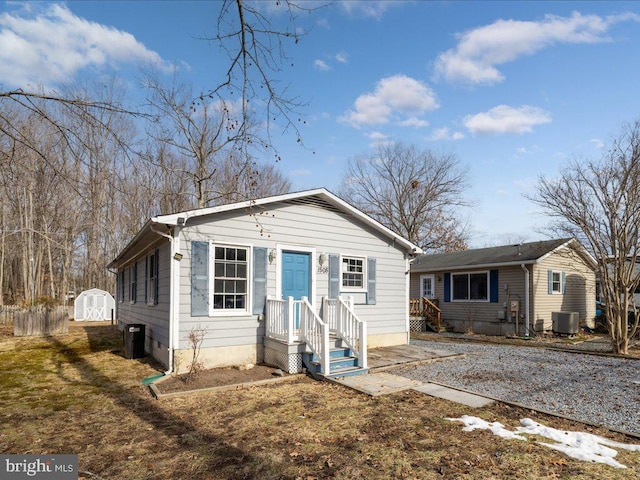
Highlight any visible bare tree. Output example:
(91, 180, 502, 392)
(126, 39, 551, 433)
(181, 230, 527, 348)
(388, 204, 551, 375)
(143, 74, 252, 209)
(340, 143, 470, 252)
(215, 158, 292, 204)
(529, 121, 640, 354)
(210, 0, 322, 155)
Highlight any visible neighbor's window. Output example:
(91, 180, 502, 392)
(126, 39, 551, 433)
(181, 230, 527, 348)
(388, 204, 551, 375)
(452, 272, 488, 301)
(551, 271, 562, 293)
(342, 256, 365, 289)
(213, 245, 248, 311)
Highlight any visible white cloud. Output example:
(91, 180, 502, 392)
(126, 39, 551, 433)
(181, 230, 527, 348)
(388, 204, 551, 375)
(399, 117, 429, 128)
(464, 105, 551, 135)
(590, 138, 605, 149)
(338, 1, 399, 19)
(0, 3, 172, 88)
(429, 126, 465, 141)
(339, 74, 439, 128)
(434, 11, 640, 85)
(335, 52, 348, 64)
(314, 59, 331, 71)
(367, 131, 388, 140)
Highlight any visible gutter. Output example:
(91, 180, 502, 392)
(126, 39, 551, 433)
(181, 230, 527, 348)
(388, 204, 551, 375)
(521, 263, 531, 335)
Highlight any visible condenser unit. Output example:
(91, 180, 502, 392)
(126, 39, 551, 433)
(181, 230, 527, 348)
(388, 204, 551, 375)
(552, 311, 579, 335)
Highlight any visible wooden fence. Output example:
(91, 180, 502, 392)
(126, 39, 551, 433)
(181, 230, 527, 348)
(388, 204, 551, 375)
(12, 306, 69, 337)
(0, 305, 24, 325)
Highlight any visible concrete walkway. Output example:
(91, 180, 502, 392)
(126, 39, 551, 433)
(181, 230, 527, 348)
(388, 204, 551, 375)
(329, 343, 494, 407)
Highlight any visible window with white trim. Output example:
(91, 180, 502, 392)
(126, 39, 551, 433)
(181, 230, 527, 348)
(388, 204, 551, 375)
(129, 262, 137, 304)
(213, 245, 248, 311)
(452, 272, 488, 301)
(118, 271, 125, 302)
(551, 270, 562, 294)
(342, 256, 365, 290)
(420, 274, 435, 298)
(147, 250, 158, 305)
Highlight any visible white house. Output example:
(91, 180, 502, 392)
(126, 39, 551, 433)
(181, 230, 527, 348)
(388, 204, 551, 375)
(108, 188, 422, 377)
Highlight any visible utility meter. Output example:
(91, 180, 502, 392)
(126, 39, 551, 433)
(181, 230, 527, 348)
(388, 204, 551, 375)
(510, 300, 519, 315)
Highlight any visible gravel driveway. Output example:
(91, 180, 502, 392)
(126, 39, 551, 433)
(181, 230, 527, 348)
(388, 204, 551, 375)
(393, 339, 640, 435)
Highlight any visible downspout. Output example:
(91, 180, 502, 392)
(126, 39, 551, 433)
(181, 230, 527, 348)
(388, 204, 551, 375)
(521, 263, 530, 336)
(150, 224, 178, 376)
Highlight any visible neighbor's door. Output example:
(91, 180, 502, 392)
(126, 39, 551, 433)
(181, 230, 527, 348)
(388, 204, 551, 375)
(281, 251, 311, 327)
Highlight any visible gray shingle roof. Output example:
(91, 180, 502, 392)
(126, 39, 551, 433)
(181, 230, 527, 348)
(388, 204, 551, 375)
(411, 238, 574, 272)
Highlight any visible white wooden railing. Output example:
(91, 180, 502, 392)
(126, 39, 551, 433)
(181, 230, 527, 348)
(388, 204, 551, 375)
(266, 296, 300, 344)
(299, 296, 330, 375)
(266, 295, 366, 374)
(333, 296, 367, 369)
(322, 296, 353, 332)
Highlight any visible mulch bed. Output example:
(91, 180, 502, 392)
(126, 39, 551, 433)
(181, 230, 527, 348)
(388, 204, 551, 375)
(156, 364, 290, 394)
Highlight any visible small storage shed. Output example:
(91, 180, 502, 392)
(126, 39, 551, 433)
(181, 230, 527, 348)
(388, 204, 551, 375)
(74, 288, 115, 321)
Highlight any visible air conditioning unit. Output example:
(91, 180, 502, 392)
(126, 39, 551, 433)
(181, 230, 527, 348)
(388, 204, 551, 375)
(552, 311, 579, 335)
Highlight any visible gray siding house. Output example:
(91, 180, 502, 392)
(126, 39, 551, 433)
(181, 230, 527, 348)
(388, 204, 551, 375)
(109, 189, 421, 375)
(410, 238, 597, 335)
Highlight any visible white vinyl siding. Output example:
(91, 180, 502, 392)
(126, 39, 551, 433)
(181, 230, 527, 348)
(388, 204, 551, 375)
(178, 199, 409, 352)
(115, 241, 171, 353)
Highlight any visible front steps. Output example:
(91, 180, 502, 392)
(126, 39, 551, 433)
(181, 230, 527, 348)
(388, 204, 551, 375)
(302, 336, 368, 380)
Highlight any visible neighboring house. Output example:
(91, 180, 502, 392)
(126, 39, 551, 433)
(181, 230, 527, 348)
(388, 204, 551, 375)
(410, 238, 597, 335)
(108, 188, 421, 376)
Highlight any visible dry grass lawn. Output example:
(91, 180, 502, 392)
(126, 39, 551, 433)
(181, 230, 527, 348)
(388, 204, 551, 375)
(1, 322, 639, 479)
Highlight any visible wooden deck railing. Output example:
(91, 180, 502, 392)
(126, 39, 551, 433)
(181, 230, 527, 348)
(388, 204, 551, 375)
(409, 297, 441, 332)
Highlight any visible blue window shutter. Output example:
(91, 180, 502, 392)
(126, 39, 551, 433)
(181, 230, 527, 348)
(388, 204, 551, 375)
(548, 269, 553, 294)
(328, 255, 340, 299)
(561, 271, 566, 294)
(154, 248, 159, 305)
(490, 269, 499, 303)
(367, 257, 376, 305)
(444, 273, 451, 302)
(191, 241, 209, 316)
(253, 247, 268, 314)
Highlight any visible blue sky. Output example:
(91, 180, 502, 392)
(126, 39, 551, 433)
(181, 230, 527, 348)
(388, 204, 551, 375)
(1, 1, 640, 247)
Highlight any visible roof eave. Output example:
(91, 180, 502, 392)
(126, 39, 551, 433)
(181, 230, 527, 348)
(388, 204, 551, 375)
(152, 188, 423, 255)
(412, 259, 537, 272)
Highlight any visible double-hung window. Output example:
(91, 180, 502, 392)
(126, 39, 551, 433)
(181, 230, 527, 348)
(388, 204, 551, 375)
(341, 256, 365, 290)
(118, 271, 125, 302)
(129, 262, 137, 304)
(147, 250, 158, 305)
(551, 271, 562, 293)
(452, 272, 488, 301)
(213, 245, 248, 311)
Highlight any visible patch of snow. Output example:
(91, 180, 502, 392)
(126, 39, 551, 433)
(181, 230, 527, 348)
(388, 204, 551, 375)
(446, 415, 526, 440)
(447, 416, 640, 469)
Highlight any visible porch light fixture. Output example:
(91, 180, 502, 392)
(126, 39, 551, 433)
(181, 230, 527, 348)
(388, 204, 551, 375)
(268, 249, 276, 264)
(173, 252, 183, 261)
(318, 253, 327, 266)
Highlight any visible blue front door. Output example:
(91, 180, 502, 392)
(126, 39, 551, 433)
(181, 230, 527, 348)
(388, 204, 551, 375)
(282, 251, 311, 327)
